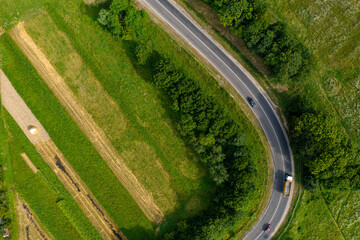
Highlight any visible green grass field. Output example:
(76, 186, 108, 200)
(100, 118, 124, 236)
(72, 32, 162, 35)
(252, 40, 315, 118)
(265, 0, 360, 143)
(23, 12, 214, 219)
(3, 110, 102, 240)
(0, 108, 84, 239)
(0, 34, 154, 239)
(0, 0, 269, 238)
(262, 1, 360, 239)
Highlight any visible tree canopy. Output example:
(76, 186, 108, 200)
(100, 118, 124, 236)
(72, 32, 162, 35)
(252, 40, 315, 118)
(292, 113, 354, 180)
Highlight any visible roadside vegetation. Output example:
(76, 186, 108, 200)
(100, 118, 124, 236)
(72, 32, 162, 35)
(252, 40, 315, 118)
(97, 0, 268, 239)
(178, 0, 360, 239)
(1, 0, 270, 239)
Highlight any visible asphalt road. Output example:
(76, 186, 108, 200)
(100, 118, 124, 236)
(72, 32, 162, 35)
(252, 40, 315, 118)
(140, 0, 294, 239)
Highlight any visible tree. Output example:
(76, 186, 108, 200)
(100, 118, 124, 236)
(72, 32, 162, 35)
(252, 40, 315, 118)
(97, 9, 111, 26)
(218, 0, 249, 27)
(110, 0, 129, 15)
(292, 113, 352, 179)
(135, 44, 151, 65)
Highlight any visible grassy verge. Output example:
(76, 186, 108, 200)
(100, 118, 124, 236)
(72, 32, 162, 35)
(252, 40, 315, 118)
(0, 33, 154, 239)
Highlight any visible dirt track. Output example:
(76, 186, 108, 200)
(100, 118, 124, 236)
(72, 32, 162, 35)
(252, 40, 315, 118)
(16, 194, 55, 240)
(21, 153, 38, 174)
(1, 71, 125, 240)
(36, 140, 126, 240)
(10, 22, 164, 223)
(1, 69, 50, 144)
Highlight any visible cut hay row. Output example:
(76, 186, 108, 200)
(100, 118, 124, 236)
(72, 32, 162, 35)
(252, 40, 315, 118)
(1, 71, 125, 240)
(21, 153, 38, 174)
(35, 140, 126, 240)
(16, 194, 55, 240)
(9, 22, 164, 224)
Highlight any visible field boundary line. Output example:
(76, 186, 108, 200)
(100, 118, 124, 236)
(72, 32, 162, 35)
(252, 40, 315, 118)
(20, 153, 38, 174)
(1, 70, 125, 239)
(10, 22, 164, 224)
(319, 189, 346, 240)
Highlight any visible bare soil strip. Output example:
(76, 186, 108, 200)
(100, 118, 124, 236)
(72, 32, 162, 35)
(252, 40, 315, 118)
(16, 194, 55, 240)
(1, 72, 126, 240)
(21, 153, 38, 174)
(10, 22, 164, 223)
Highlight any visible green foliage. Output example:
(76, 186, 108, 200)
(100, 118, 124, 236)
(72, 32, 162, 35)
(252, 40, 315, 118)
(205, 0, 312, 83)
(292, 113, 357, 183)
(97, 9, 110, 26)
(152, 57, 257, 239)
(135, 43, 152, 65)
(101, 0, 146, 41)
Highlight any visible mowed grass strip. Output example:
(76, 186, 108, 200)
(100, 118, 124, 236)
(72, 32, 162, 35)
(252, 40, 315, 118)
(0, 34, 154, 239)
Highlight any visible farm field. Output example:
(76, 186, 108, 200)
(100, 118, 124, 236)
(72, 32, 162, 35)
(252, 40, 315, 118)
(10, 21, 163, 225)
(264, 1, 360, 239)
(1, 112, 85, 240)
(16, 195, 55, 240)
(0, 0, 270, 238)
(0, 34, 154, 239)
(2, 69, 123, 239)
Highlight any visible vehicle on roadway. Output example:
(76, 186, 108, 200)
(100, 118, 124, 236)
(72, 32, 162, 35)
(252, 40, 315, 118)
(264, 224, 272, 233)
(247, 97, 256, 107)
(283, 174, 293, 197)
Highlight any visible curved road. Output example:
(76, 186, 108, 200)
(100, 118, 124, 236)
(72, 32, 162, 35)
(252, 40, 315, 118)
(140, 0, 294, 239)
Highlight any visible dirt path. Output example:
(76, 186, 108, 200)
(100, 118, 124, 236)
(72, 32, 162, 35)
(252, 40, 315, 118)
(1, 71, 126, 240)
(21, 153, 38, 174)
(10, 22, 164, 223)
(16, 194, 55, 240)
(1, 70, 50, 144)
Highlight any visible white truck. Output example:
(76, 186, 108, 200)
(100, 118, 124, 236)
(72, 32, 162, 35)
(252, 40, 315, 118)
(283, 174, 293, 197)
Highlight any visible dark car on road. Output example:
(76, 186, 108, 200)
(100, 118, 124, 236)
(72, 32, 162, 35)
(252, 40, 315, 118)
(247, 97, 256, 107)
(264, 224, 272, 233)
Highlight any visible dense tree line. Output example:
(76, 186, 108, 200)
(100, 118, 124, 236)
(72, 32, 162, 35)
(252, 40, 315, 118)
(204, 0, 312, 83)
(152, 56, 257, 240)
(291, 111, 360, 190)
(98, 0, 147, 41)
(98, 1, 260, 238)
